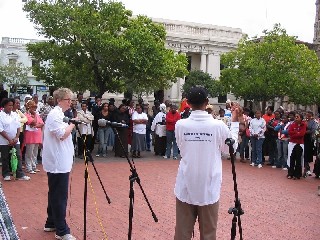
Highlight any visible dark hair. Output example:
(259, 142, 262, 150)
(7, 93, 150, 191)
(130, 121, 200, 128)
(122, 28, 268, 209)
(296, 112, 304, 120)
(118, 104, 126, 110)
(288, 111, 296, 116)
(135, 104, 142, 109)
(81, 102, 87, 107)
(306, 111, 314, 116)
(1, 98, 14, 107)
(101, 102, 108, 109)
(219, 108, 225, 113)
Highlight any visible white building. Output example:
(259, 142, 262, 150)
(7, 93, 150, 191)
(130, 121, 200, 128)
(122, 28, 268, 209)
(0, 37, 49, 100)
(0, 18, 243, 105)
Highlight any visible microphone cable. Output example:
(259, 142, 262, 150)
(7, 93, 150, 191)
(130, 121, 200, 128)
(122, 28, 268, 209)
(68, 134, 109, 239)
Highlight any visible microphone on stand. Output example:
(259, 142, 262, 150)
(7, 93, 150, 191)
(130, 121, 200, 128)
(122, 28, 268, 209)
(63, 117, 87, 125)
(98, 119, 128, 128)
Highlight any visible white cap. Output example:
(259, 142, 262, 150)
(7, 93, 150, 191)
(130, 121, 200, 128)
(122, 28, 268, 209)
(160, 103, 166, 110)
(24, 95, 32, 101)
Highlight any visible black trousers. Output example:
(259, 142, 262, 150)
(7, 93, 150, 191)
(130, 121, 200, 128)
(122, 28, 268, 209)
(288, 144, 303, 178)
(45, 172, 70, 236)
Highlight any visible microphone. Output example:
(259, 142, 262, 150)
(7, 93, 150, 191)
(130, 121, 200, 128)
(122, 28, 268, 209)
(63, 117, 87, 125)
(109, 121, 128, 128)
(98, 119, 128, 128)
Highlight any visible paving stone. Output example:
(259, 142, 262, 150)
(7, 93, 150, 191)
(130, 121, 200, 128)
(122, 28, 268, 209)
(2, 152, 320, 239)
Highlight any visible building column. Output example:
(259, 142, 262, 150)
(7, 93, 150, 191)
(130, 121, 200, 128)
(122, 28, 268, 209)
(200, 53, 207, 72)
(207, 53, 220, 79)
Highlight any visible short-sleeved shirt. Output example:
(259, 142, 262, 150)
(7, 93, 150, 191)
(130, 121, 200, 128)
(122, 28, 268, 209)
(42, 106, 74, 173)
(0, 111, 20, 145)
(132, 112, 148, 134)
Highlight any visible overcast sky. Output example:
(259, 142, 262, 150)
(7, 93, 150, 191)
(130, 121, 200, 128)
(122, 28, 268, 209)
(0, 0, 317, 43)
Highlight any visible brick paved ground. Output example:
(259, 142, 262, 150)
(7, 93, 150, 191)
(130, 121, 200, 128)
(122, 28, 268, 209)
(2, 150, 320, 240)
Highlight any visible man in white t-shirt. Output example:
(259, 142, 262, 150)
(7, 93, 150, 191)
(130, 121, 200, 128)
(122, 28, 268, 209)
(174, 86, 241, 240)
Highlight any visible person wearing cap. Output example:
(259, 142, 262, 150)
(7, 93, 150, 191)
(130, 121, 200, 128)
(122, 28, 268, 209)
(39, 96, 55, 122)
(21, 94, 32, 113)
(151, 103, 167, 156)
(205, 104, 216, 118)
(174, 86, 241, 240)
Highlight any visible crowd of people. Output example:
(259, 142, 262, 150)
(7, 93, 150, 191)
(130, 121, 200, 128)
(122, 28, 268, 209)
(1, 86, 320, 240)
(0, 91, 319, 182)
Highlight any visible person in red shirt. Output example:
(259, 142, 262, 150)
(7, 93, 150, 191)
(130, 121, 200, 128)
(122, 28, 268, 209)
(287, 113, 307, 179)
(164, 104, 181, 159)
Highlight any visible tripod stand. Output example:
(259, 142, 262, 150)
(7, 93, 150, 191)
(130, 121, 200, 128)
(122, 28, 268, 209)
(75, 124, 111, 240)
(112, 125, 158, 240)
(225, 138, 244, 240)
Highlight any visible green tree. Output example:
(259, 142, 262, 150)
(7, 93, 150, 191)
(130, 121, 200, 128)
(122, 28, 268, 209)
(182, 70, 225, 98)
(23, 0, 188, 96)
(0, 63, 30, 94)
(220, 24, 320, 107)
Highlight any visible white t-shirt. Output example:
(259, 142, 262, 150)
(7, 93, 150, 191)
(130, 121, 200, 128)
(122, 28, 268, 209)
(132, 111, 148, 134)
(174, 110, 239, 206)
(42, 106, 74, 173)
(0, 111, 21, 145)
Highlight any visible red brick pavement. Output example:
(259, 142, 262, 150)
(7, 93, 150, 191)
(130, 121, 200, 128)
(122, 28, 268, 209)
(2, 152, 320, 240)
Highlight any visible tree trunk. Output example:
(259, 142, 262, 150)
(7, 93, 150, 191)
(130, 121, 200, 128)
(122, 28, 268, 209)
(261, 101, 267, 114)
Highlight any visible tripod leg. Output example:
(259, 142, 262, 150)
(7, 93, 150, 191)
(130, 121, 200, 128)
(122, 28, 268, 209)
(128, 177, 135, 240)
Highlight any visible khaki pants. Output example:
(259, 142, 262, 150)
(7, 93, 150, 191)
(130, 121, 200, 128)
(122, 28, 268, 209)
(174, 198, 219, 240)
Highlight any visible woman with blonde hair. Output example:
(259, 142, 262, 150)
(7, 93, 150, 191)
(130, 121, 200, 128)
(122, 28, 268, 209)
(24, 100, 44, 173)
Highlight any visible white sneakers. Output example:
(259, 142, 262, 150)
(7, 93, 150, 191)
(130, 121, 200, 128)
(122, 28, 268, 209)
(3, 176, 11, 181)
(3, 175, 31, 181)
(55, 233, 76, 240)
(249, 163, 262, 168)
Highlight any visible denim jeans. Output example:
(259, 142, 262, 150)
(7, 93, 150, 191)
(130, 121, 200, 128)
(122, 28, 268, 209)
(276, 139, 289, 168)
(146, 129, 151, 150)
(98, 127, 114, 155)
(165, 130, 178, 158)
(250, 137, 264, 165)
(239, 135, 250, 159)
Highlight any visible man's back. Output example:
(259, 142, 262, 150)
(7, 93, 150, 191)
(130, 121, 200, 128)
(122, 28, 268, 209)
(175, 110, 230, 206)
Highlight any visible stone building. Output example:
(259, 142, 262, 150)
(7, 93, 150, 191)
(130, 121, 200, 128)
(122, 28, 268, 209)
(0, 18, 243, 106)
(0, 37, 48, 100)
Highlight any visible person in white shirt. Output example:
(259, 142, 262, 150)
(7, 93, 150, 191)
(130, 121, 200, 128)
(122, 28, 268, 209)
(174, 86, 241, 240)
(0, 98, 30, 181)
(151, 103, 167, 156)
(77, 102, 95, 158)
(131, 104, 148, 158)
(248, 110, 266, 168)
(42, 88, 76, 240)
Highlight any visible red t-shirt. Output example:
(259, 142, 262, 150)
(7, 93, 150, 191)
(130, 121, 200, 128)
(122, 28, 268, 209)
(166, 111, 181, 131)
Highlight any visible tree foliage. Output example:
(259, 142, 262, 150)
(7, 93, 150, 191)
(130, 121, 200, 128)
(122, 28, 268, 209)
(0, 63, 30, 93)
(182, 70, 226, 98)
(23, 0, 188, 96)
(220, 24, 320, 106)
